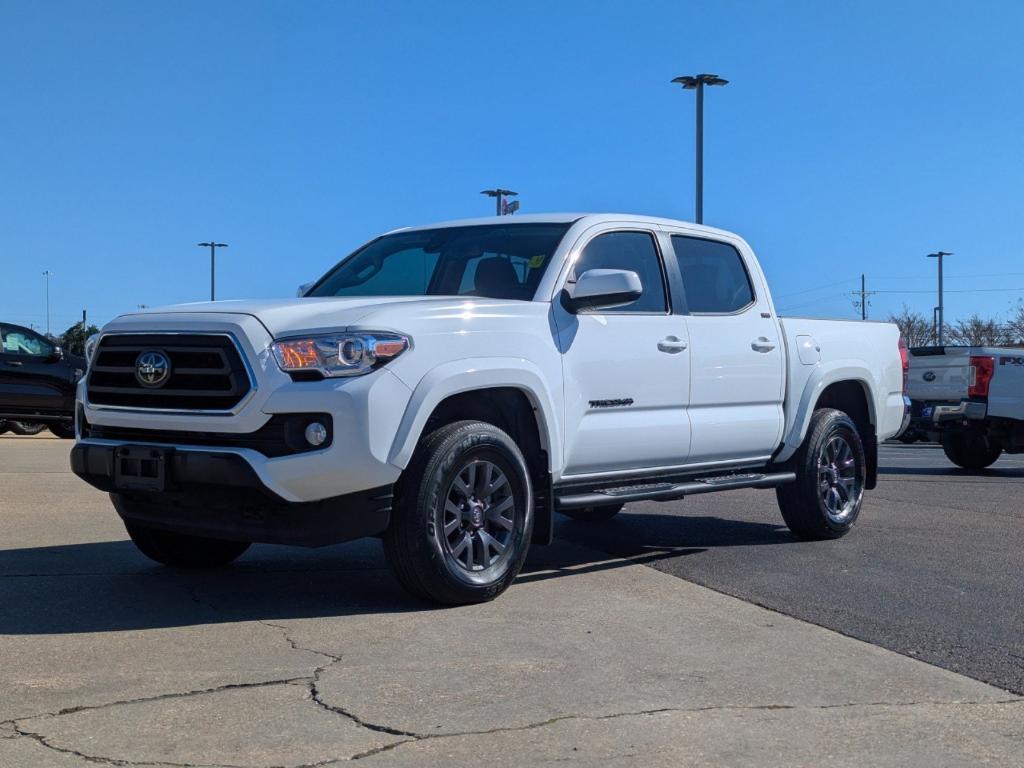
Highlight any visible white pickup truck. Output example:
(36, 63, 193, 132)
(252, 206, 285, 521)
(907, 346, 1024, 469)
(72, 214, 908, 604)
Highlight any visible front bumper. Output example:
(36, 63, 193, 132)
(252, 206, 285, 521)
(71, 443, 392, 547)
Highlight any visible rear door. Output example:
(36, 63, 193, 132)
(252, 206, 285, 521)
(662, 231, 785, 464)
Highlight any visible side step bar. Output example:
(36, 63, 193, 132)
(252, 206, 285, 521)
(555, 471, 796, 510)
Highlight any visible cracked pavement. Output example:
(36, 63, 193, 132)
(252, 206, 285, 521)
(1, 436, 1022, 767)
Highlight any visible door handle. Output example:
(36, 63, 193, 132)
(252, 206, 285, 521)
(657, 336, 688, 354)
(751, 337, 776, 353)
(4, 360, 24, 366)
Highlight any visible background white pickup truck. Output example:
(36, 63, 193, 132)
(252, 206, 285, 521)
(72, 214, 907, 604)
(907, 345, 1024, 469)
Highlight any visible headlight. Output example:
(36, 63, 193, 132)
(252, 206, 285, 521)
(271, 331, 410, 378)
(84, 333, 101, 365)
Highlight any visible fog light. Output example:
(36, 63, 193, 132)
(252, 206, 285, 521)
(304, 422, 328, 447)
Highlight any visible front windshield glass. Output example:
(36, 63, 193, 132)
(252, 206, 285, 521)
(307, 223, 571, 301)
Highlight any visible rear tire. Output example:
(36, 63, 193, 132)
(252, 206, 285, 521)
(9, 421, 46, 436)
(559, 503, 624, 522)
(384, 421, 533, 605)
(0, 420, 8, 435)
(941, 431, 1001, 470)
(120, 516, 250, 568)
(48, 421, 75, 439)
(777, 408, 866, 541)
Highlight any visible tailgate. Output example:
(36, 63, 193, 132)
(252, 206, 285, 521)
(907, 348, 970, 401)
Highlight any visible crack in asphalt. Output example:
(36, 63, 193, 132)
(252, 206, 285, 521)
(8, 609, 1023, 767)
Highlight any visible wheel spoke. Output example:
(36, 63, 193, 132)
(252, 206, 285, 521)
(485, 468, 508, 498)
(451, 532, 470, 558)
(443, 516, 462, 536)
(488, 506, 514, 531)
(479, 530, 505, 558)
(476, 462, 492, 496)
(452, 474, 472, 499)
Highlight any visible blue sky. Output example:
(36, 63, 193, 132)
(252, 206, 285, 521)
(2, 0, 1023, 331)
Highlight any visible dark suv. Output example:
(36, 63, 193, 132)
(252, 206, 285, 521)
(0, 323, 85, 438)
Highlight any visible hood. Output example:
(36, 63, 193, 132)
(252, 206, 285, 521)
(113, 296, 496, 338)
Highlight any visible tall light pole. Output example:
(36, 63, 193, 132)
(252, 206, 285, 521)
(197, 242, 228, 301)
(481, 189, 518, 216)
(42, 270, 54, 336)
(927, 251, 953, 345)
(671, 73, 728, 224)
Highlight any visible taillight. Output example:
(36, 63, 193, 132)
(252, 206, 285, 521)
(898, 337, 909, 393)
(968, 356, 994, 398)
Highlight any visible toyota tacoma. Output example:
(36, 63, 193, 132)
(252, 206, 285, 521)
(72, 214, 909, 604)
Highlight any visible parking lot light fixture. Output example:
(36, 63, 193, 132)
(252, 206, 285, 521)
(481, 189, 518, 216)
(926, 251, 953, 345)
(197, 242, 228, 301)
(672, 73, 729, 224)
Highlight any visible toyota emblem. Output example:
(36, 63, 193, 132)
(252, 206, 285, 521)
(135, 350, 171, 388)
(922, 371, 936, 382)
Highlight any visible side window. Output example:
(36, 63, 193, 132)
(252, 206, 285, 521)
(671, 236, 754, 314)
(573, 231, 667, 313)
(0, 325, 53, 356)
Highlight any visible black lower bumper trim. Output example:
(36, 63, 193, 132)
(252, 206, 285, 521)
(71, 444, 392, 547)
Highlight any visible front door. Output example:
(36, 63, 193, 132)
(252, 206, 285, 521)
(0, 324, 69, 411)
(554, 227, 691, 477)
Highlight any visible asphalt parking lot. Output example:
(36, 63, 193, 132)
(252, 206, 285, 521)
(1, 435, 1022, 766)
(558, 442, 1024, 695)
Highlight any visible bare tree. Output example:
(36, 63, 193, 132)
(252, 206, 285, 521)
(946, 314, 1010, 346)
(1007, 303, 1024, 346)
(887, 305, 932, 347)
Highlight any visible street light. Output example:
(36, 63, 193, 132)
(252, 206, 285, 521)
(197, 242, 228, 301)
(927, 251, 953, 345)
(481, 189, 518, 216)
(42, 270, 54, 336)
(671, 73, 729, 224)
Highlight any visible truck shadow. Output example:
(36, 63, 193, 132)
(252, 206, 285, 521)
(879, 466, 1024, 478)
(0, 515, 790, 636)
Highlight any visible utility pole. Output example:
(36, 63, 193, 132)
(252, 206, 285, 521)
(851, 274, 876, 320)
(197, 242, 228, 301)
(927, 251, 953, 344)
(480, 189, 518, 216)
(42, 270, 54, 336)
(671, 73, 728, 224)
(82, 309, 87, 328)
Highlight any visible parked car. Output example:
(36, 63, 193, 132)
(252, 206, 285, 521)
(907, 345, 1024, 469)
(0, 322, 84, 438)
(71, 214, 908, 604)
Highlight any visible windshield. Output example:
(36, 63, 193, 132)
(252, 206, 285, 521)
(307, 223, 571, 301)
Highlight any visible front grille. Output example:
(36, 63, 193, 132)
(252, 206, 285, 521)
(87, 334, 252, 411)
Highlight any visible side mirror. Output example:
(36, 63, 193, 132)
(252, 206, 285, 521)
(561, 269, 643, 313)
(296, 282, 314, 298)
(49, 345, 63, 361)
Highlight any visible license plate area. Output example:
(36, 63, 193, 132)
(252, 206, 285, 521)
(114, 445, 171, 491)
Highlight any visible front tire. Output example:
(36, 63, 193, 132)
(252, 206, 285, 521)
(119, 514, 250, 568)
(384, 421, 533, 605)
(941, 431, 1001, 470)
(9, 421, 46, 436)
(48, 421, 75, 439)
(777, 408, 866, 541)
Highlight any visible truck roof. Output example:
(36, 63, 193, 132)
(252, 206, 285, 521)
(394, 213, 737, 239)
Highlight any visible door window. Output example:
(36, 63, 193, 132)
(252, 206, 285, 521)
(0, 325, 54, 356)
(671, 236, 754, 314)
(572, 231, 668, 313)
